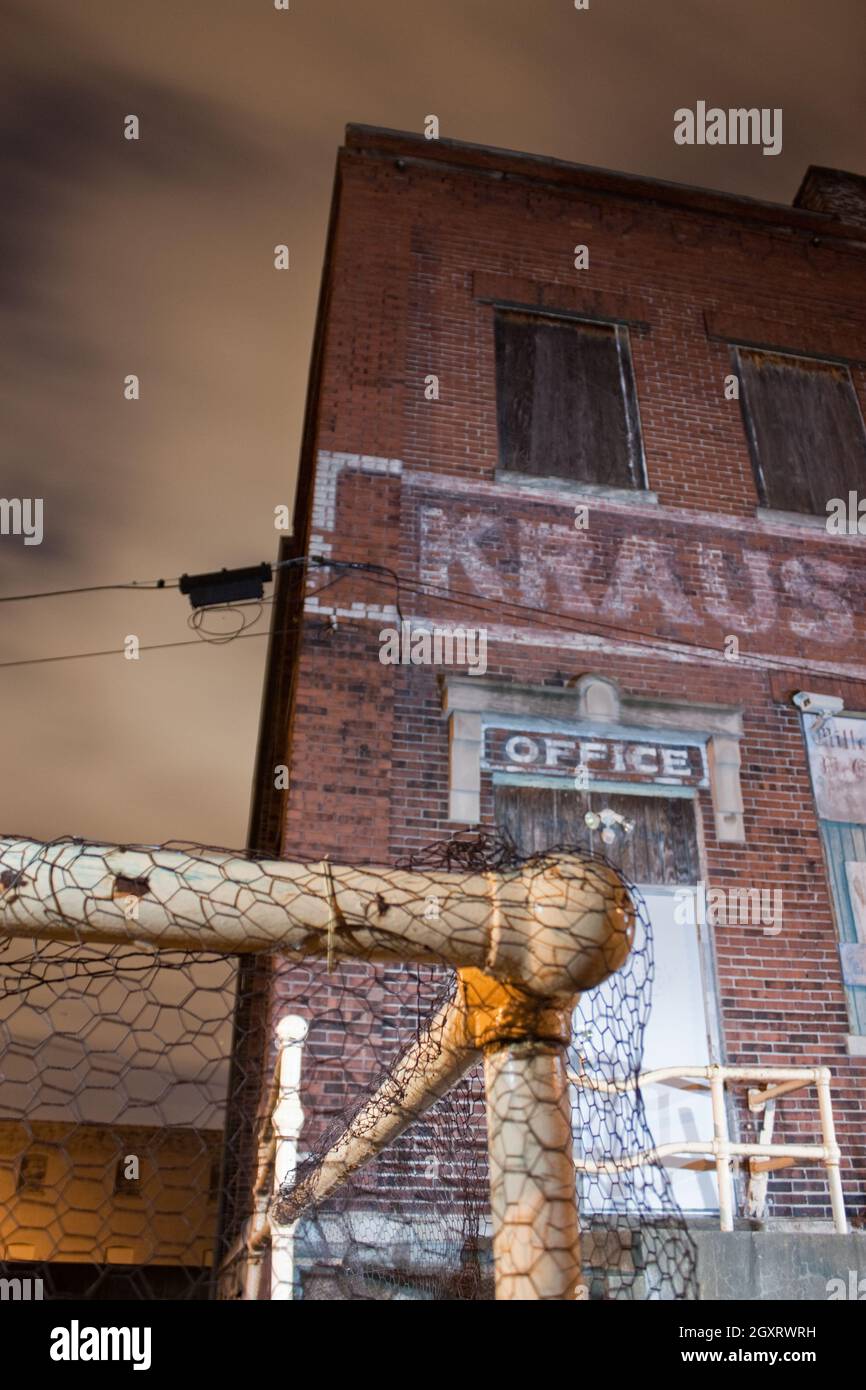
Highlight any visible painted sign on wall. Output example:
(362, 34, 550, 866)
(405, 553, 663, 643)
(483, 728, 708, 787)
(419, 500, 861, 651)
(804, 714, 866, 825)
(845, 861, 866, 941)
(839, 943, 866, 988)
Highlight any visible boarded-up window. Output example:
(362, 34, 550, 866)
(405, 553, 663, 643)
(114, 1157, 142, 1196)
(737, 349, 866, 515)
(17, 1151, 48, 1192)
(494, 311, 644, 489)
(494, 785, 699, 885)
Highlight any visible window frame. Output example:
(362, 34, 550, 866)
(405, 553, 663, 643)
(801, 707, 866, 1043)
(17, 1151, 49, 1192)
(113, 1156, 143, 1197)
(735, 344, 866, 516)
(493, 306, 649, 495)
(208, 1155, 221, 1205)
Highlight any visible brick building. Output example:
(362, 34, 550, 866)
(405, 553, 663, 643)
(222, 127, 866, 1298)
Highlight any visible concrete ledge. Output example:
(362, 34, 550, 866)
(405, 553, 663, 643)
(756, 506, 830, 532)
(694, 1230, 866, 1301)
(496, 470, 658, 505)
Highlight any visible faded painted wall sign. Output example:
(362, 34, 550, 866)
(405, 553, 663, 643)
(805, 715, 866, 824)
(839, 943, 866, 988)
(418, 501, 858, 648)
(844, 862, 866, 941)
(483, 728, 708, 787)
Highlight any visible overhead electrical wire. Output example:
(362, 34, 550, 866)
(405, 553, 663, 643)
(0, 612, 342, 671)
(0, 578, 179, 604)
(0, 631, 265, 670)
(0, 563, 365, 669)
(302, 563, 864, 685)
(0, 551, 860, 684)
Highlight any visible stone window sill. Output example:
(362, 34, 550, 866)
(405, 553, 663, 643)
(496, 470, 658, 506)
(756, 506, 831, 531)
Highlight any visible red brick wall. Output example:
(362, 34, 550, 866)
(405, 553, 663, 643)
(271, 132, 866, 1226)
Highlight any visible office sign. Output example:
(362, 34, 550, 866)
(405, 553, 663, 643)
(483, 728, 708, 788)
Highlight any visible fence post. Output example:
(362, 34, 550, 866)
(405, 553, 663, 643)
(270, 1014, 309, 1299)
(709, 1066, 734, 1231)
(816, 1067, 848, 1235)
(484, 1018, 580, 1301)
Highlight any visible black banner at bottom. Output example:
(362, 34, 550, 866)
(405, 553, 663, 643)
(0, 1294, 860, 1376)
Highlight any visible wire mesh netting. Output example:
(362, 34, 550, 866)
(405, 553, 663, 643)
(0, 829, 696, 1300)
(0, 937, 233, 1298)
(267, 832, 696, 1300)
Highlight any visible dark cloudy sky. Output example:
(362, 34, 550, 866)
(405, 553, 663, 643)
(2, 0, 864, 849)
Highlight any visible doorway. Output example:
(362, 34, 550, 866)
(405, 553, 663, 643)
(494, 782, 718, 1214)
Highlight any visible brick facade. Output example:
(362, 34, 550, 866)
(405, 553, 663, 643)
(231, 126, 866, 1249)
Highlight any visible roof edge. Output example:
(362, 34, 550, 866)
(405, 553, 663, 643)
(344, 124, 866, 246)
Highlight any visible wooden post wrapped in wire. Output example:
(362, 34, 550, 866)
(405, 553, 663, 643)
(0, 834, 635, 1300)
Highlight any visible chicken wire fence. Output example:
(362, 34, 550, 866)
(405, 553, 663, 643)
(0, 830, 696, 1301)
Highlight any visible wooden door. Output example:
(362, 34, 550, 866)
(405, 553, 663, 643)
(494, 783, 718, 1213)
(494, 784, 700, 885)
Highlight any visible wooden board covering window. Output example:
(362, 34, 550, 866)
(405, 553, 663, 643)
(738, 349, 866, 514)
(494, 311, 644, 488)
(494, 785, 700, 886)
